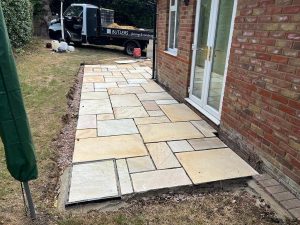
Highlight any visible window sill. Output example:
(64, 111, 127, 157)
(164, 50, 178, 57)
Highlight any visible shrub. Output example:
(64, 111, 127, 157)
(1, 0, 33, 48)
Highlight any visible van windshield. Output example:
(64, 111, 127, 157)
(64, 6, 83, 17)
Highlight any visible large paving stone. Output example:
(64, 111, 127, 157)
(188, 138, 227, 150)
(68, 160, 119, 204)
(160, 104, 201, 122)
(79, 99, 112, 115)
(138, 122, 203, 143)
(116, 159, 133, 195)
(127, 156, 155, 173)
(97, 119, 138, 136)
(82, 83, 94, 92)
(168, 140, 194, 153)
(137, 92, 174, 101)
(83, 76, 104, 83)
(134, 116, 170, 125)
(114, 106, 149, 119)
(73, 134, 148, 162)
(131, 168, 192, 193)
(141, 82, 165, 93)
(176, 148, 258, 184)
(108, 87, 145, 95)
(147, 142, 181, 169)
(110, 94, 141, 107)
(81, 92, 109, 100)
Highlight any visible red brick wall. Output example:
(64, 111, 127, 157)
(156, 0, 197, 101)
(220, 0, 300, 193)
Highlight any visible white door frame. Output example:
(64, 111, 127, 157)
(186, 0, 238, 125)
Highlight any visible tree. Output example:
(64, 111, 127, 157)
(31, 0, 52, 36)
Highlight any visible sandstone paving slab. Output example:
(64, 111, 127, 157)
(76, 129, 97, 139)
(110, 94, 141, 107)
(137, 92, 174, 101)
(123, 73, 145, 79)
(188, 137, 227, 151)
(81, 92, 109, 100)
(141, 73, 152, 79)
(94, 82, 118, 89)
(127, 79, 148, 84)
(73, 134, 148, 162)
(68, 160, 119, 204)
(82, 83, 94, 92)
(105, 77, 126, 83)
(160, 104, 201, 122)
(138, 122, 204, 143)
(176, 148, 258, 184)
(114, 106, 149, 119)
(127, 156, 155, 173)
(141, 101, 160, 111)
(147, 142, 181, 169)
(79, 99, 112, 115)
(97, 119, 138, 136)
(168, 140, 194, 153)
(97, 114, 115, 121)
(77, 115, 97, 129)
(118, 84, 141, 88)
(134, 116, 170, 125)
(116, 159, 133, 195)
(108, 87, 145, 95)
(148, 110, 165, 117)
(131, 168, 192, 193)
(156, 100, 178, 105)
(191, 120, 216, 137)
(141, 82, 165, 93)
(83, 76, 104, 83)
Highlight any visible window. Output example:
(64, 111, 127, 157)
(64, 6, 83, 18)
(168, 0, 180, 55)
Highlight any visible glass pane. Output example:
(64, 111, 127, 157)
(171, 0, 175, 6)
(192, 0, 211, 99)
(169, 11, 175, 49)
(207, 0, 234, 110)
(175, 0, 180, 48)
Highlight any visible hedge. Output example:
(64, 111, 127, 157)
(1, 0, 33, 48)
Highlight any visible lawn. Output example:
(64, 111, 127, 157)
(0, 39, 297, 225)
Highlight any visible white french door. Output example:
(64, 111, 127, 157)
(188, 0, 237, 124)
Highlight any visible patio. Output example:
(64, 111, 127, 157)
(67, 63, 257, 205)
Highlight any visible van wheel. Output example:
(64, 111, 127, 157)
(125, 41, 140, 56)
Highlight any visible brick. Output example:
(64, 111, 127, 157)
(283, 49, 298, 57)
(271, 55, 289, 64)
(281, 199, 300, 209)
(280, 23, 297, 31)
(258, 178, 280, 187)
(266, 185, 287, 194)
(273, 192, 296, 201)
(287, 33, 300, 40)
(257, 53, 271, 61)
(253, 8, 266, 15)
(282, 6, 300, 14)
(278, 64, 296, 73)
(275, 0, 293, 5)
(293, 42, 300, 50)
(289, 58, 300, 67)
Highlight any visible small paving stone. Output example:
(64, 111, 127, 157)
(81, 92, 108, 100)
(160, 104, 201, 122)
(288, 207, 300, 220)
(127, 156, 155, 173)
(127, 79, 148, 84)
(148, 110, 165, 117)
(156, 100, 178, 105)
(79, 99, 113, 115)
(273, 192, 296, 202)
(82, 83, 94, 92)
(188, 138, 227, 151)
(147, 142, 181, 169)
(114, 106, 149, 119)
(94, 82, 117, 89)
(168, 140, 194, 153)
(142, 101, 160, 111)
(191, 120, 216, 137)
(137, 92, 174, 101)
(258, 179, 280, 187)
(77, 115, 97, 129)
(97, 114, 114, 121)
(76, 129, 97, 139)
(83, 76, 104, 83)
(281, 199, 300, 210)
(134, 116, 170, 125)
(266, 185, 287, 194)
(116, 159, 133, 195)
(108, 87, 145, 95)
(105, 77, 126, 82)
(141, 82, 165, 93)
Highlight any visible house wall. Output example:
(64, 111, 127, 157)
(220, 0, 300, 195)
(156, 0, 300, 194)
(156, 0, 197, 101)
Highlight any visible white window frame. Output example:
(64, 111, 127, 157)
(167, 0, 179, 56)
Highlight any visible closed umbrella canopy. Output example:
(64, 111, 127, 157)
(0, 4, 38, 182)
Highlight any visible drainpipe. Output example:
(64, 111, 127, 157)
(60, 0, 65, 41)
(152, 0, 157, 80)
